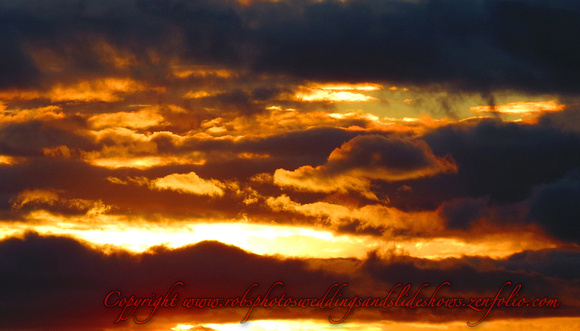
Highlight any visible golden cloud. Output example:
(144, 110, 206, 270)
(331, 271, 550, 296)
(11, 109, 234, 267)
(151, 172, 226, 197)
(88, 106, 166, 129)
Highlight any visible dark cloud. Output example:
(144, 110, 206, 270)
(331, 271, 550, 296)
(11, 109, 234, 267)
(424, 119, 580, 203)
(0, 233, 577, 329)
(238, 127, 360, 166)
(0, 19, 40, 88)
(360, 250, 580, 315)
(247, 0, 580, 94)
(540, 106, 580, 133)
(438, 197, 488, 229)
(0, 159, 100, 201)
(324, 134, 452, 176)
(0, 233, 342, 328)
(499, 249, 580, 280)
(0, 120, 92, 157)
(270, 133, 456, 201)
(528, 170, 580, 243)
(1, 1, 579, 327)
(2, 0, 580, 94)
(372, 173, 464, 211)
(166, 127, 361, 179)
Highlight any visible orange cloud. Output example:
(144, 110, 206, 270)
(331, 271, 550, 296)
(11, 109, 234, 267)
(0, 155, 20, 165)
(266, 194, 446, 236)
(0, 78, 148, 103)
(10, 189, 110, 216)
(184, 90, 223, 99)
(11, 189, 60, 209)
(49, 78, 147, 102)
(172, 65, 237, 79)
(0, 105, 64, 123)
(81, 128, 203, 169)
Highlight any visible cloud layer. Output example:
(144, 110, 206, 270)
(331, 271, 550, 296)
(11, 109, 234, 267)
(1, 1, 579, 330)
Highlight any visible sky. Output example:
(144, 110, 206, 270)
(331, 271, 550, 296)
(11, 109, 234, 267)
(1, 0, 580, 330)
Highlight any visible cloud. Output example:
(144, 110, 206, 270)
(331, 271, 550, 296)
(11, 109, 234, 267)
(9, 189, 110, 216)
(0, 233, 341, 329)
(0, 2, 579, 329)
(151, 172, 227, 197)
(470, 100, 565, 115)
(528, 170, 580, 243)
(437, 197, 488, 230)
(265, 194, 445, 237)
(424, 119, 580, 203)
(0, 233, 577, 330)
(2, 0, 580, 95)
(245, 0, 580, 94)
(88, 106, 166, 129)
(0, 118, 92, 157)
(273, 134, 456, 199)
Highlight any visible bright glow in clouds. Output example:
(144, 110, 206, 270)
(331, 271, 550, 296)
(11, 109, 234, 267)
(88, 107, 165, 129)
(471, 100, 565, 115)
(296, 90, 377, 103)
(0, 216, 378, 258)
(0, 155, 18, 165)
(315, 83, 383, 91)
(171, 324, 195, 330)
(0, 212, 557, 259)
(294, 83, 381, 102)
(85, 155, 205, 169)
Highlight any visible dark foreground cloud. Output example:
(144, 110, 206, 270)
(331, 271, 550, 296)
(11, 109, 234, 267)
(0, 233, 578, 329)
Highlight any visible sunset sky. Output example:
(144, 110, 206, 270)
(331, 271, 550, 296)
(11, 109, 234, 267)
(1, 0, 580, 330)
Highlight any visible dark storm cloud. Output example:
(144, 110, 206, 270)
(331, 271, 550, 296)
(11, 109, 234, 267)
(2, 0, 580, 94)
(0, 233, 577, 329)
